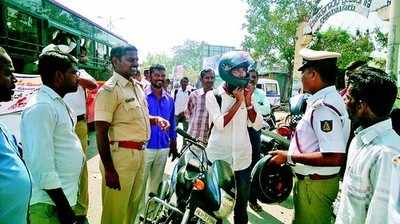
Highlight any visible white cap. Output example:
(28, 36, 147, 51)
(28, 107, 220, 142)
(298, 48, 341, 71)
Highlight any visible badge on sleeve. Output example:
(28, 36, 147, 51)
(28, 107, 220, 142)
(321, 120, 333, 132)
(393, 155, 400, 166)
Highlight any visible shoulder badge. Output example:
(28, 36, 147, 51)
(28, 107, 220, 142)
(393, 155, 400, 166)
(321, 120, 333, 132)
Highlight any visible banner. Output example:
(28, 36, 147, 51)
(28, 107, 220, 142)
(0, 74, 42, 115)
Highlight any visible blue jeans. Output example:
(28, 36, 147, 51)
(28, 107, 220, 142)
(234, 166, 251, 224)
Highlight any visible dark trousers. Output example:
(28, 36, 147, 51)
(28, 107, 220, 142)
(234, 166, 251, 224)
(247, 128, 261, 204)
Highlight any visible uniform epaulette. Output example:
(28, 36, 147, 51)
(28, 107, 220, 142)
(102, 80, 116, 92)
(311, 99, 325, 110)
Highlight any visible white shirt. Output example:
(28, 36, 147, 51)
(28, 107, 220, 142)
(389, 153, 400, 224)
(21, 85, 84, 206)
(336, 119, 400, 224)
(289, 86, 350, 175)
(205, 85, 263, 171)
(63, 69, 95, 117)
(174, 87, 191, 115)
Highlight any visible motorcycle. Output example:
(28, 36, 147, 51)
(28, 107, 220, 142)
(141, 128, 236, 224)
(276, 93, 309, 140)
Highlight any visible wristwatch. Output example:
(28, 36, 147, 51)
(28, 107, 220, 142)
(287, 151, 296, 166)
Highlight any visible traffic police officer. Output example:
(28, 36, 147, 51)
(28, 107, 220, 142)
(270, 48, 350, 224)
(95, 45, 169, 224)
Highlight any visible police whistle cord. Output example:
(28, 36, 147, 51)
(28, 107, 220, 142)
(261, 129, 290, 150)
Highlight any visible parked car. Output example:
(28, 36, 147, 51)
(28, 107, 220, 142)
(257, 78, 281, 106)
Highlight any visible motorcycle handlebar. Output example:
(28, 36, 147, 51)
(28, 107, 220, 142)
(176, 128, 197, 142)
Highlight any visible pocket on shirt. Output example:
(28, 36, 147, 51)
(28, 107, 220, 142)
(123, 101, 139, 111)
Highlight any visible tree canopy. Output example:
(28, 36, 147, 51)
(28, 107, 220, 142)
(309, 28, 375, 69)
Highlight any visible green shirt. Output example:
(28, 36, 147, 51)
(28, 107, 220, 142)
(253, 88, 271, 116)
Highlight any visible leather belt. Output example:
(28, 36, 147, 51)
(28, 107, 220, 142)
(295, 173, 338, 181)
(111, 141, 145, 150)
(77, 114, 86, 122)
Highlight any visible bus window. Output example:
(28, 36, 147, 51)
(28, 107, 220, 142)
(6, 7, 41, 47)
(95, 42, 107, 64)
(48, 28, 78, 57)
(80, 38, 94, 64)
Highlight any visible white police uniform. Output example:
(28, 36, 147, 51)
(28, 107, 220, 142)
(288, 49, 351, 175)
(288, 48, 351, 224)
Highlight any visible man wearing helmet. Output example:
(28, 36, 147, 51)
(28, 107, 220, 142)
(205, 51, 263, 224)
(269, 48, 351, 224)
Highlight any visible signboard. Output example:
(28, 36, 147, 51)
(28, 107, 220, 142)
(307, 0, 391, 33)
(0, 73, 42, 115)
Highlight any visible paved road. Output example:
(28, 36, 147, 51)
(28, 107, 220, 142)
(85, 128, 294, 224)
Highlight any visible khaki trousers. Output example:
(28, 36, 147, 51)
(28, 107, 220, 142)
(100, 145, 145, 224)
(74, 119, 89, 216)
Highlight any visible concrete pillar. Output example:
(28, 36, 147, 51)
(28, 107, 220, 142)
(386, 0, 400, 86)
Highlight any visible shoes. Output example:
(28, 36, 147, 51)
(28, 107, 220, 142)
(249, 202, 263, 213)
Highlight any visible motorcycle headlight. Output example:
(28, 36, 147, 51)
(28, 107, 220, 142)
(213, 189, 235, 219)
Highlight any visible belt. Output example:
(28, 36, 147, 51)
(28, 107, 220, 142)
(77, 114, 86, 121)
(111, 141, 145, 150)
(295, 173, 338, 181)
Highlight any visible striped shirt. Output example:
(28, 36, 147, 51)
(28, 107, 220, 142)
(185, 88, 210, 142)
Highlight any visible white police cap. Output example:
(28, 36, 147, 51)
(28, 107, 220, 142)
(298, 48, 341, 71)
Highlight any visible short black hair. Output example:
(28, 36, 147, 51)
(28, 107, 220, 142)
(309, 59, 337, 85)
(110, 45, 137, 61)
(346, 60, 367, 72)
(38, 51, 77, 85)
(200, 68, 214, 79)
(149, 64, 166, 75)
(181, 77, 189, 82)
(348, 67, 397, 117)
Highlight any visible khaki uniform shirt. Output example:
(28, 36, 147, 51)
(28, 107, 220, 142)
(95, 71, 150, 142)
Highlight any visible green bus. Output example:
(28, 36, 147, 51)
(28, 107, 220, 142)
(0, 0, 129, 80)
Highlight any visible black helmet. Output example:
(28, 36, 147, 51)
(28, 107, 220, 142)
(218, 51, 255, 88)
(251, 155, 293, 204)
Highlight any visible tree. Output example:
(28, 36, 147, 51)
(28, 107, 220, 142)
(141, 53, 175, 77)
(309, 28, 375, 69)
(141, 40, 205, 83)
(243, 0, 316, 101)
(172, 40, 205, 77)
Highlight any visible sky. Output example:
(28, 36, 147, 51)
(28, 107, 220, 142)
(56, 0, 390, 60)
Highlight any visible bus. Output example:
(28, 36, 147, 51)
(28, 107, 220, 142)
(0, 0, 129, 80)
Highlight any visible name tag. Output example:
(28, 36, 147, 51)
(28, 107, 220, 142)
(125, 98, 135, 103)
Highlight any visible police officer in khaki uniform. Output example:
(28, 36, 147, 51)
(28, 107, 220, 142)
(270, 48, 351, 224)
(95, 45, 169, 224)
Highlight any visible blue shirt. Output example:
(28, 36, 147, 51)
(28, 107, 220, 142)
(146, 88, 176, 149)
(0, 123, 31, 224)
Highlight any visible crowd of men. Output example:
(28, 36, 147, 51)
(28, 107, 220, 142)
(0, 42, 399, 224)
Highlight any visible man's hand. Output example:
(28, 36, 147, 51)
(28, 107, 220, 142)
(104, 168, 121, 190)
(169, 140, 178, 161)
(244, 84, 254, 105)
(269, 150, 288, 166)
(156, 116, 170, 131)
(233, 88, 245, 103)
